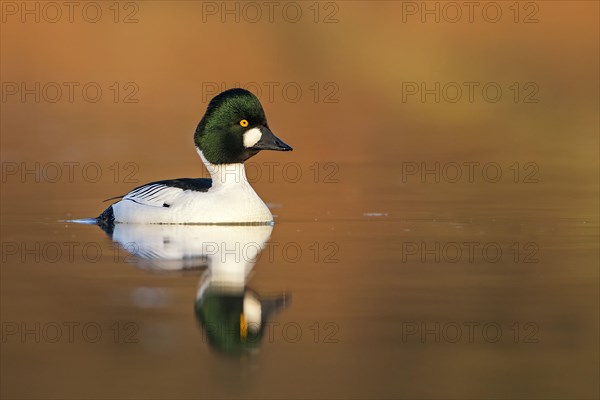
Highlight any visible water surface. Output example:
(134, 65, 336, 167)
(1, 161, 598, 399)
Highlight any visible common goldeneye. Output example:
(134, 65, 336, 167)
(97, 88, 292, 225)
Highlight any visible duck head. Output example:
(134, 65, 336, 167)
(194, 88, 293, 164)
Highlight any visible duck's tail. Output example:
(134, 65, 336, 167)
(96, 205, 115, 236)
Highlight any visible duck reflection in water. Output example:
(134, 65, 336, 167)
(99, 223, 289, 354)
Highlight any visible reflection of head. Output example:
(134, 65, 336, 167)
(195, 287, 288, 355)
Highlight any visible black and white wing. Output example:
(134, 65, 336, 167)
(112, 178, 212, 208)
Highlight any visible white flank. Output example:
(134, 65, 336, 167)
(111, 149, 273, 224)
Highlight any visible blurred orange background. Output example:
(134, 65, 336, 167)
(1, 1, 598, 399)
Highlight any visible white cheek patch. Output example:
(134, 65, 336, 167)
(243, 128, 262, 148)
(244, 294, 262, 332)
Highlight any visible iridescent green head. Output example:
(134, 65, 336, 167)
(194, 88, 292, 164)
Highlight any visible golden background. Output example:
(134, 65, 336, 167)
(1, 1, 598, 399)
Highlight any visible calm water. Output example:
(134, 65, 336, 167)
(1, 161, 598, 399)
(1, 2, 599, 397)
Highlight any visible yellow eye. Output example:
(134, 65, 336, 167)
(239, 119, 249, 127)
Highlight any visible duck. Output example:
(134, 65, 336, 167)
(97, 88, 292, 225)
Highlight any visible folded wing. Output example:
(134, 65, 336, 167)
(117, 178, 213, 208)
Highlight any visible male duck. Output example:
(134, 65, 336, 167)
(97, 88, 292, 225)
